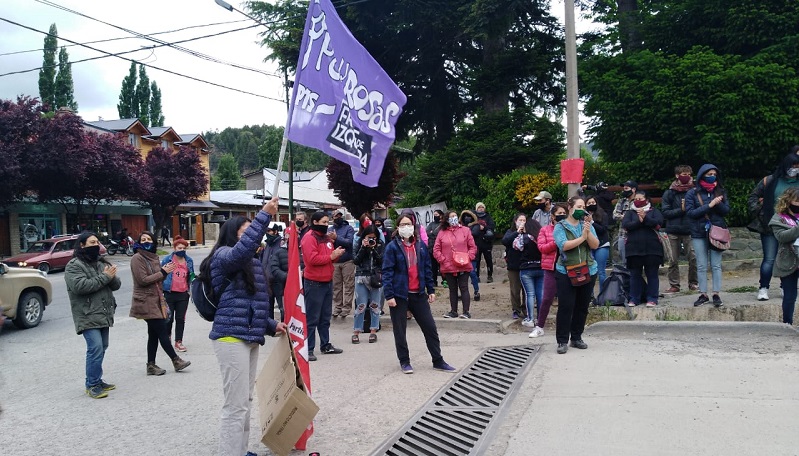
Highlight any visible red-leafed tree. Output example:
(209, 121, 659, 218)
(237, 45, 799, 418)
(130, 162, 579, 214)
(140, 145, 208, 231)
(326, 150, 404, 217)
(0, 97, 41, 207)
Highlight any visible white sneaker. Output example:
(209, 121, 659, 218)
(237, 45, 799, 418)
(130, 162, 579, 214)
(521, 318, 535, 328)
(528, 326, 544, 338)
(757, 288, 769, 301)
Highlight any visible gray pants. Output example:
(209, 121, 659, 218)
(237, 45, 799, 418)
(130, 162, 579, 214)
(333, 260, 355, 316)
(667, 233, 698, 288)
(213, 339, 259, 456)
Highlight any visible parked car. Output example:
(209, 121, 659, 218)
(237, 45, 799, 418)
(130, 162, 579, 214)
(0, 262, 52, 329)
(3, 235, 107, 274)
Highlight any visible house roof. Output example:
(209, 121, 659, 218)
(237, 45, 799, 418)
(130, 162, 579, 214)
(263, 168, 322, 182)
(145, 126, 182, 142)
(209, 190, 318, 210)
(85, 119, 150, 135)
(176, 133, 210, 150)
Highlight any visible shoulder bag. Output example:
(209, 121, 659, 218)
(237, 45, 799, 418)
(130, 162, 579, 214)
(696, 193, 731, 251)
(450, 230, 470, 266)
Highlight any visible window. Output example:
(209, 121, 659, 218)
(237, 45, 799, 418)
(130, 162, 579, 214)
(162, 140, 170, 149)
(128, 133, 139, 147)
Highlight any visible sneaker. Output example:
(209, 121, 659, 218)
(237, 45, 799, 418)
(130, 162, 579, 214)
(433, 362, 457, 372)
(628, 302, 637, 307)
(86, 385, 108, 399)
(441, 280, 448, 288)
(321, 344, 343, 354)
(712, 294, 723, 307)
(474, 292, 481, 301)
(664, 286, 680, 294)
(245, 452, 258, 456)
(757, 288, 769, 301)
(401, 364, 414, 374)
(645, 301, 657, 308)
(308, 352, 317, 362)
(443, 311, 458, 318)
(172, 356, 191, 372)
(487, 276, 493, 283)
(99, 381, 116, 391)
(459, 312, 471, 319)
(694, 294, 709, 307)
(521, 318, 535, 327)
(146, 362, 166, 376)
(528, 326, 544, 338)
(570, 339, 588, 349)
(174, 341, 187, 352)
(557, 343, 568, 354)
(512, 311, 521, 320)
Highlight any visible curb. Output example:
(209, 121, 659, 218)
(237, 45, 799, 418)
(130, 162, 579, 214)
(585, 320, 799, 337)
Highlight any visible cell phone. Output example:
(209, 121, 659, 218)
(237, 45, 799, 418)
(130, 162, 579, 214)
(327, 226, 335, 233)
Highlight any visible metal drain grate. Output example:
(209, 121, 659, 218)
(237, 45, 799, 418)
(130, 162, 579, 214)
(372, 345, 540, 456)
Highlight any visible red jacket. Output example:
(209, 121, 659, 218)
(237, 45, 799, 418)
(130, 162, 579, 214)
(537, 224, 558, 271)
(301, 230, 334, 282)
(433, 225, 477, 274)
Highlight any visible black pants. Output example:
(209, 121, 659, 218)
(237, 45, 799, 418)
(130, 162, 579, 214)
(476, 247, 493, 278)
(165, 291, 189, 342)
(146, 318, 178, 363)
(443, 272, 470, 313)
(161, 235, 171, 246)
(389, 293, 443, 366)
(627, 255, 661, 304)
(555, 272, 597, 344)
(430, 251, 441, 284)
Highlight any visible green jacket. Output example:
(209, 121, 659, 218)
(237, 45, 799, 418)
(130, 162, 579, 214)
(65, 257, 121, 334)
(768, 213, 799, 278)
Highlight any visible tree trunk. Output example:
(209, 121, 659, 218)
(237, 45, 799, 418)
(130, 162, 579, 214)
(617, 0, 642, 53)
(481, 32, 510, 115)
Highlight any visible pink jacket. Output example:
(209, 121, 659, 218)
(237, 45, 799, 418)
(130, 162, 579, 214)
(537, 224, 558, 271)
(433, 225, 477, 274)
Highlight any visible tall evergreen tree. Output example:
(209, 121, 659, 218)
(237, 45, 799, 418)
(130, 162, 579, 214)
(136, 65, 151, 126)
(149, 81, 164, 126)
(54, 47, 78, 111)
(117, 62, 138, 119)
(38, 24, 58, 110)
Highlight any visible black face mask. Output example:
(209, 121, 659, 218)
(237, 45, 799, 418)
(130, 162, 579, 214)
(295, 220, 305, 228)
(433, 216, 441, 223)
(790, 204, 799, 214)
(586, 204, 598, 212)
(621, 190, 633, 198)
(537, 202, 547, 211)
(334, 218, 344, 226)
(84, 245, 100, 261)
(554, 214, 567, 222)
(463, 216, 473, 224)
(311, 224, 328, 235)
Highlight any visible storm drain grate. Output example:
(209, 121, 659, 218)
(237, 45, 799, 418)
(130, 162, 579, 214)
(371, 345, 540, 456)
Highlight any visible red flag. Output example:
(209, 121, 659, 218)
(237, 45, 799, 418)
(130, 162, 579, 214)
(284, 221, 313, 449)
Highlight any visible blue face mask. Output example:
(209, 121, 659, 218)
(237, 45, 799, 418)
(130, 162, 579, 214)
(141, 242, 155, 252)
(175, 250, 186, 258)
(703, 175, 717, 183)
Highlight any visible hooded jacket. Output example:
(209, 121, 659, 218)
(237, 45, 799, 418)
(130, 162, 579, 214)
(332, 218, 355, 262)
(536, 224, 558, 271)
(686, 164, 730, 239)
(65, 257, 121, 334)
(433, 221, 477, 274)
(768, 212, 799, 277)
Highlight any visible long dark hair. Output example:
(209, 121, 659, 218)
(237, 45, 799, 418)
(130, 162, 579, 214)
(199, 216, 256, 294)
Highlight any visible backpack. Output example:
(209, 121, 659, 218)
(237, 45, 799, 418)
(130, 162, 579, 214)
(191, 273, 234, 322)
(597, 274, 627, 307)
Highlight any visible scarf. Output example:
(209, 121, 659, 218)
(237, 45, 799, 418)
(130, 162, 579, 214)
(669, 179, 693, 192)
(699, 180, 717, 192)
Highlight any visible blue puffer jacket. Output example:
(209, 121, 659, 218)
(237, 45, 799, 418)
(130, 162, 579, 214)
(686, 164, 730, 239)
(209, 210, 278, 344)
(160, 252, 194, 292)
(382, 237, 435, 301)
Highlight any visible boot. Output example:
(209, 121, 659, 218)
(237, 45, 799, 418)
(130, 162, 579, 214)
(147, 362, 166, 376)
(172, 356, 191, 372)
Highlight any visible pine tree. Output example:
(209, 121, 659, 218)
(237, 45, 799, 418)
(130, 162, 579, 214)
(54, 47, 78, 111)
(136, 65, 151, 126)
(117, 62, 138, 118)
(38, 24, 58, 111)
(149, 81, 164, 126)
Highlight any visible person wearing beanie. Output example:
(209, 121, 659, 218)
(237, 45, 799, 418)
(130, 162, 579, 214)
(473, 202, 496, 283)
(161, 236, 195, 353)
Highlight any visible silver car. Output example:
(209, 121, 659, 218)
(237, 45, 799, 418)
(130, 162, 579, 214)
(0, 262, 53, 329)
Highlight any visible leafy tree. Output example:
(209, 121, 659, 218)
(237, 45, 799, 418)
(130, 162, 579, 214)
(0, 97, 41, 206)
(150, 81, 164, 126)
(117, 62, 138, 119)
(326, 150, 404, 217)
(137, 65, 151, 127)
(140, 146, 208, 230)
(54, 47, 77, 111)
(38, 24, 58, 110)
(214, 153, 245, 190)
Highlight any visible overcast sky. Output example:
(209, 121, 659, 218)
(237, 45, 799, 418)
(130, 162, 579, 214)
(0, 0, 593, 136)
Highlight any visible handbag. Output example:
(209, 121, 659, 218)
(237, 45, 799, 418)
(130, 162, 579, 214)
(369, 270, 383, 288)
(654, 230, 675, 264)
(566, 262, 591, 286)
(449, 232, 470, 266)
(144, 259, 172, 320)
(696, 193, 731, 251)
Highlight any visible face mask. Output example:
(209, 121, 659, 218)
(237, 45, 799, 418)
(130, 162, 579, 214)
(433, 216, 441, 223)
(362, 218, 372, 228)
(374, 223, 382, 229)
(678, 175, 691, 184)
(554, 214, 567, 222)
(791, 204, 799, 213)
(586, 204, 598, 212)
(84, 245, 100, 261)
(621, 190, 632, 198)
(295, 220, 305, 228)
(703, 175, 717, 183)
(265, 234, 279, 244)
(572, 209, 586, 220)
(398, 226, 414, 239)
(141, 242, 155, 252)
(462, 216, 473, 224)
(475, 210, 485, 217)
(334, 218, 344, 226)
(448, 217, 459, 226)
(175, 250, 186, 258)
(633, 200, 647, 208)
(310, 224, 328, 235)
(537, 202, 547, 211)
(788, 168, 799, 178)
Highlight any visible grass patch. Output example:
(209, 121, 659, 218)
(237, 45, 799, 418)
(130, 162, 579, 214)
(727, 286, 757, 293)
(657, 313, 684, 321)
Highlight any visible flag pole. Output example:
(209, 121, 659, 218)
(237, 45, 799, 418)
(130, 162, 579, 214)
(272, 135, 289, 200)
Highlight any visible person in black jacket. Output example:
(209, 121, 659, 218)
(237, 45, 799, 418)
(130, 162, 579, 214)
(517, 216, 544, 328)
(661, 165, 699, 294)
(501, 213, 528, 321)
(260, 223, 283, 320)
(586, 196, 610, 287)
(622, 191, 664, 307)
(473, 202, 496, 283)
(352, 225, 384, 344)
(426, 209, 445, 287)
(268, 238, 288, 323)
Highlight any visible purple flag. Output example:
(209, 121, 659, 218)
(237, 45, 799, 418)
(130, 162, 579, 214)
(286, 0, 407, 188)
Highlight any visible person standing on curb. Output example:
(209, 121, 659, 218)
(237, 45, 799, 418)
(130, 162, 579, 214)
(434, 210, 477, 319)
(383, 214, 457, 374)
(622, 191, 665, 308)
(532, 203, 569, 338)
(331, 209, 356, 318)
(502, 213, 528, 321)
(161, 236, 194, 353)
(661, 165, 699, 294)
(65, 231, 121, 399)
(768, 187, 799, 325)
(473, 202, 496, 283)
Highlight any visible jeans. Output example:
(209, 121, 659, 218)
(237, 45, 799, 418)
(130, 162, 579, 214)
(146, 318, 177, 363)
(333, 260, 355, 316)
(389, 293, 443, 366)
(304, 279, 332, 353)
(165, 291, 189, 342)
(617, 233, 627, 267)
(82, 327, 109, 389)
(555, 272, 596, 344)
(443, 272, 470, 313)
(592, 246, 610, 286)
(213, 339, 259, 456)
(692, 238, 723, 293)
(667, 233, 698, 288)
(353, 281, 381, 331)
(627, 255, 661, 304)
(469, 260, 480, 293)
(507, 269, 524, 315)
(779, 270, 799, 324)
(759, 233, 778, 289)
(537, 270, 557, 328)
(519, 268, 544, 322)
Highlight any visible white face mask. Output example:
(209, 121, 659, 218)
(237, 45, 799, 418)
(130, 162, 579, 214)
(788, 168, 799, 178)
(398, 225, 414, 239)
(448, 216, 459, 226)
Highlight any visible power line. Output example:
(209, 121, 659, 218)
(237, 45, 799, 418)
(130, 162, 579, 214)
(0, 17, 286, 104)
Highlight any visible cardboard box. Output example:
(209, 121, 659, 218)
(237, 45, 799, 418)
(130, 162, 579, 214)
(256, 332, 319, 456)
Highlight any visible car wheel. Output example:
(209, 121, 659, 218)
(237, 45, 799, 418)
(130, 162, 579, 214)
(37, 263, 50, 274)
(12, 291, 44, 329)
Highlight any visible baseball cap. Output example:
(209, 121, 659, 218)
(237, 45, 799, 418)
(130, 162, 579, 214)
(533, 191, 553, 201)
(622, 180, 638, 189)
(334, 208, 346, 217)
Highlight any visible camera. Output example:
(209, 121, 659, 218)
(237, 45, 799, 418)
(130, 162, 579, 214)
(584, 181, 608, 192)
(367, 238, 376, 246)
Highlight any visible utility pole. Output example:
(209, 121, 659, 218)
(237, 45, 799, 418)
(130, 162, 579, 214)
(564, 0, 580, 197)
